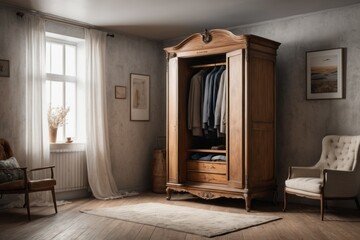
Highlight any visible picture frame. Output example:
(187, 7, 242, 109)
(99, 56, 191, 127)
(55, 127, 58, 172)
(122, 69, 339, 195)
(306, 48, 345, 100)
(130, 73, 150, 121)
(115, 85, 126, 99)
(0, 59, 10, 77)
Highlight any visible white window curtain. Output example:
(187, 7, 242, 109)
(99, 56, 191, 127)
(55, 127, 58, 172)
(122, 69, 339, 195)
(85, 29, 135, 199)
(25, 15, 52, 204)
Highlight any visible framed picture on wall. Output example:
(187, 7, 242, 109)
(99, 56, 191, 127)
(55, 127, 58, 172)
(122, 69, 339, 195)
(130, 73, 150, 121)
(115, 85, 126, 99)
(0, 59, 10, 77)
(306, 48, 345, 100)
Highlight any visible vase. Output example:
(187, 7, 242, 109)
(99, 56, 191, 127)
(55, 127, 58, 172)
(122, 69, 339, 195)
(49, 127, 58, 143)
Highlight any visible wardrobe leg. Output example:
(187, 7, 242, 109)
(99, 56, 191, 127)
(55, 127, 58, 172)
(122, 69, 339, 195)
(355, 197, 360, 209)
(25, 192, 31, 221)
(166, 187, 172, 200)
(244, 194, 251, 212)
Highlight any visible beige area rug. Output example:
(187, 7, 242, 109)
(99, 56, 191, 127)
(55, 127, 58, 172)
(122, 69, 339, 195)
(81, 203, 281, 237)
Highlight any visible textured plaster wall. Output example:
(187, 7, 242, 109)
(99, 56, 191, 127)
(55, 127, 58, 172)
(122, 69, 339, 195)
(164, 4, 360, 207)
(0, 8, 27, 166)
(105, 35, 165, 192)
(0, 6, 165, 194)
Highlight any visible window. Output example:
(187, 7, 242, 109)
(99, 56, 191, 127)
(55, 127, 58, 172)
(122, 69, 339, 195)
(45, 33, 84, 143)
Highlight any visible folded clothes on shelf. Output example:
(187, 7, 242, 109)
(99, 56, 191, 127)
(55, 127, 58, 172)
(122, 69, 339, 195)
(190, 153, 226, 161)
(199, 154, 214, 161)
(190, 153, 207, 160)
(211, 155, 226, 161)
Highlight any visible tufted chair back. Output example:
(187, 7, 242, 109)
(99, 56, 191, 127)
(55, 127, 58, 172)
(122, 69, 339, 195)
(314, 135, 360, 171)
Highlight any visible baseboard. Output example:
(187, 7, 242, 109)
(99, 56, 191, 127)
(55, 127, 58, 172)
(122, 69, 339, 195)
(55, 189, 91, 200)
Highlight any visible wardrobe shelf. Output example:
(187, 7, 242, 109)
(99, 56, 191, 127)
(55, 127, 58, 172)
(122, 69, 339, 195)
(187, 149, 226, 154)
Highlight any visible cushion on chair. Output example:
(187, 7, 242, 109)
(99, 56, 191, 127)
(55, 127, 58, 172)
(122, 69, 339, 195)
(285, 177, 323, 193)
(0, 145, 6, 160)
(0, 157, 24, 183)
(28, 178, 56, 191)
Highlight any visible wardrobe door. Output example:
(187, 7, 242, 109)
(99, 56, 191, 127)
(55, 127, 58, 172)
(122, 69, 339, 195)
(167, 57, 189, 184)
(167, 57, 179, 183)
(248, 52, 276, 187)
(227, 49, 245, 189)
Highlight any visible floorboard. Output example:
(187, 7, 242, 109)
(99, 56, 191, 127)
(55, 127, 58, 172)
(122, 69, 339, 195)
(0, 192, 359, 240)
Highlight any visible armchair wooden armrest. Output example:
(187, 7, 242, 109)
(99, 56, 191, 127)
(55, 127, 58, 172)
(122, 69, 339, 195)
(28, 166, 55, 172)
(28, 166, 55, 179)
(288, 166, 321, 179)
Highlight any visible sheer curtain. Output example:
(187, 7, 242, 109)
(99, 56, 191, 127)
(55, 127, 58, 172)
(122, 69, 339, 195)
(25, 15, 51, 204)
(85, 29, 135, 199)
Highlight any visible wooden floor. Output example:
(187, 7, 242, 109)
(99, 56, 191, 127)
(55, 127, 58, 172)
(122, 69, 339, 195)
(0, 192, 359, 240)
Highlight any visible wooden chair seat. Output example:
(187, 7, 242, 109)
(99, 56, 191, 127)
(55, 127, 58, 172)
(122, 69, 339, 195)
(29, 179, 56, 191)
(284, 135, 360, 220)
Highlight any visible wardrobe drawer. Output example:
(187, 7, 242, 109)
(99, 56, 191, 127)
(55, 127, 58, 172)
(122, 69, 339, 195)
(187, 161, 226, 174)
(187, 172, 227, 184)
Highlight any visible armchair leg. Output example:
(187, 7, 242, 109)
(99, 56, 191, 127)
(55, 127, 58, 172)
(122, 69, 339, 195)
(273, 190, 278, 205)
(51, 188, 58, 214)
(320, 194, 324, 221)
(283, 189, 287, 212)
(25, 192, 31, 221)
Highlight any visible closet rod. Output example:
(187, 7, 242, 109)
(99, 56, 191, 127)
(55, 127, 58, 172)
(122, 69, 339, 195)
(191, 62, 226, 68)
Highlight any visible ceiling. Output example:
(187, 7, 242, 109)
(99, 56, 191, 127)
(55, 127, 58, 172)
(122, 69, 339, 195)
(2, 0, 360, 41)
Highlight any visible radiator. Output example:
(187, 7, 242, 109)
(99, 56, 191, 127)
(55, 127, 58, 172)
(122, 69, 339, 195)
(50, 144, 88, 192)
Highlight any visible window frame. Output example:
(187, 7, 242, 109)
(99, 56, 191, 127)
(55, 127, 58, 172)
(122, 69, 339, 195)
(46, 36, 78, 143)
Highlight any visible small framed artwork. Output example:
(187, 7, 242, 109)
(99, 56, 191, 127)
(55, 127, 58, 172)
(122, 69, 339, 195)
(306, 48, 345, 100)
(0, 59, 10, 77)
(130, 73, 150, 121)
(115, 86, 126, 99)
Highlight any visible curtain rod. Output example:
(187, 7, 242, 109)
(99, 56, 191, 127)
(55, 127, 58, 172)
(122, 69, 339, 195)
(13, 7, 114, 38)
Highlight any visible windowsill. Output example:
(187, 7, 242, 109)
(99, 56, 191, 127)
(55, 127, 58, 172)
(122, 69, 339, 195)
(50, 142, 86, 153)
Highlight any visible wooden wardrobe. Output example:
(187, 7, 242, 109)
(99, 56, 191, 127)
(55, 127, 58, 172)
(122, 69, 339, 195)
(164, 29, 280, 211)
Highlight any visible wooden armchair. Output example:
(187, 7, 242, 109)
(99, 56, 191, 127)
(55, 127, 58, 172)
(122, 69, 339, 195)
(0, 138, 57, 220)
(283, 135, 360, 220)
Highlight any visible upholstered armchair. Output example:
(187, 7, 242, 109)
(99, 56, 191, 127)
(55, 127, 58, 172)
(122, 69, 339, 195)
(0, 138, 57, 220)
(283, 135, 360, 220)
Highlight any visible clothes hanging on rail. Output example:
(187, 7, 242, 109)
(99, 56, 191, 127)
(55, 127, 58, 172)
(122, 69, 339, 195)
(206, 66, 225, 131)
(187, 68, 209, 136)
(188, 66, 226, 137)
(214, 70, 226, 136)
(219, 71, 227, 134)
(202, 67, 218, 132)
